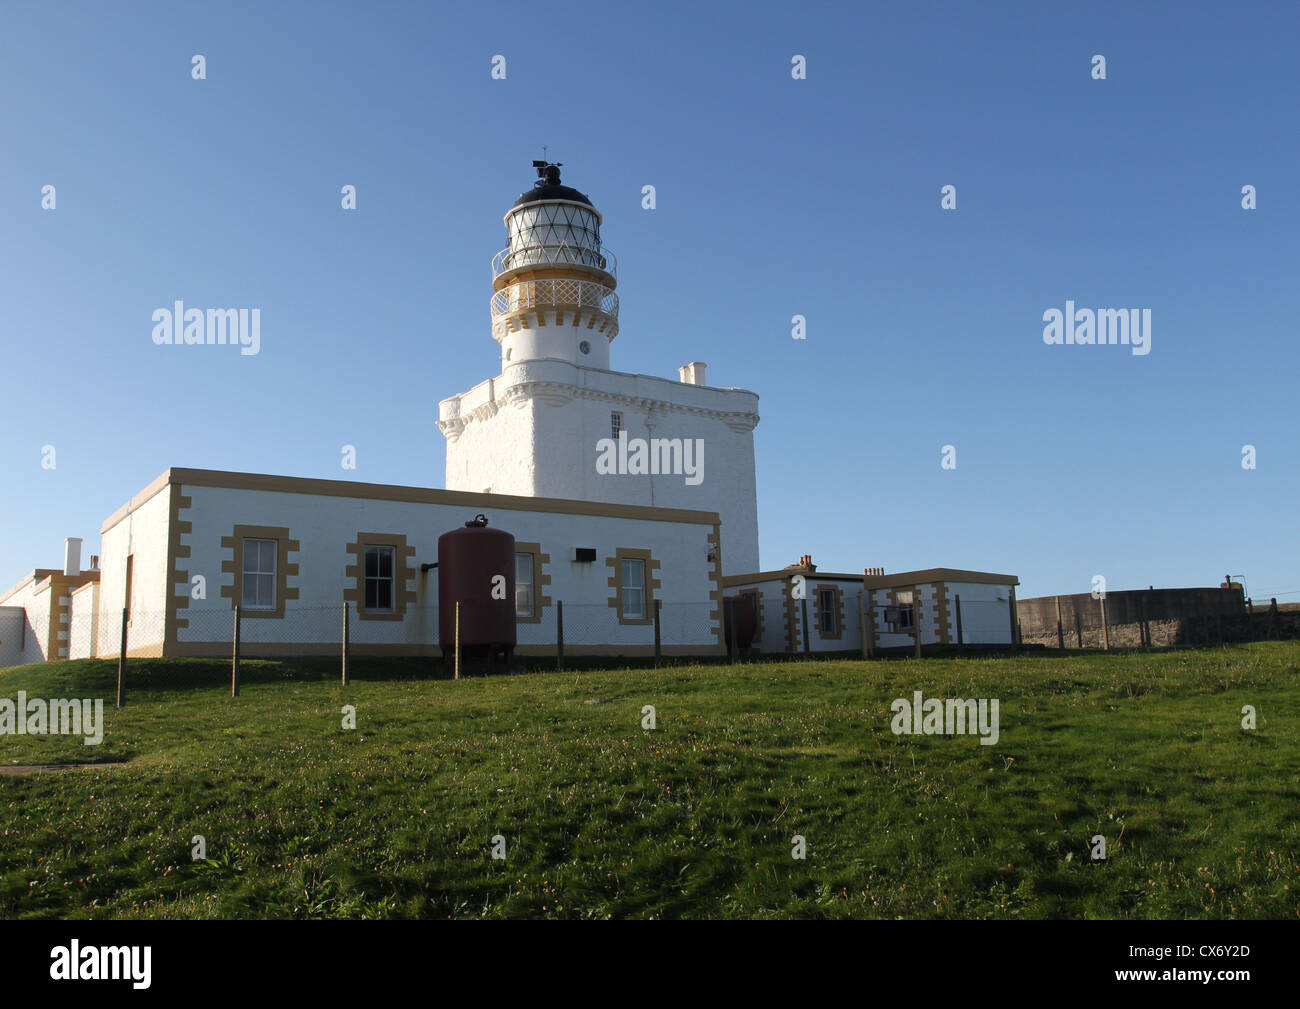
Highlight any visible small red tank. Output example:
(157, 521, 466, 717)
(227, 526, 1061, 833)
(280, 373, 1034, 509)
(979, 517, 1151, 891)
(438, 514, 516, 669)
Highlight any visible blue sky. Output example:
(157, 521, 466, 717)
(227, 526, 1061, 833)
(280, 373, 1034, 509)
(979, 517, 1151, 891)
(1, 0, 1296, 601)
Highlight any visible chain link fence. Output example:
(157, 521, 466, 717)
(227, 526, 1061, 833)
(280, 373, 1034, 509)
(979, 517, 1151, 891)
(22, 589, 1294, 680)
(71, 599, 721, 664)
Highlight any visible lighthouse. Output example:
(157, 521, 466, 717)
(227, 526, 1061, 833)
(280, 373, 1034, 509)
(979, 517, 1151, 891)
(439, 162, 762, 576)
(490, 160, 620, 370)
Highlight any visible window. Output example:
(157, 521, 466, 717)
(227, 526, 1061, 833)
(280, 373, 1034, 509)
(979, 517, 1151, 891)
(511, 542, 550, 623)
(886, 592, 914, 631)
(364, 545, 395, 612)
(221, 525, 299, 618)
(607, 548, 658, 625)
(242, 539, 277, 610)
(611, 411, 623, 439)
(515, 551, 534, 619)
(345, 533, 411, 621)
(621, 557, 646, 619)
(819, 588, 837, 635)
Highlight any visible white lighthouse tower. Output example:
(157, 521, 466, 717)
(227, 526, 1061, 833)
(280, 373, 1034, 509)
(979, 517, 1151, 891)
(438, 162, 761, 575)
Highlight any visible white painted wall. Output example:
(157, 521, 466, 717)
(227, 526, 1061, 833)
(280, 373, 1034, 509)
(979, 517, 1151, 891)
(867, 585, 924, 650)
(0, 606, 25, 668)
(805, 578, 864, 653)
(947, 581, 1013, 644)
(98, 484, 172, 656)
(725, 575, 863, 653)
(499, 317, 612, 371)
(68, 581, 100, 659)
(866, 581, 1013, 647)
(175, 482, 719, 650)
(0, 576, 51, 665)
(441, 358, 760, 575)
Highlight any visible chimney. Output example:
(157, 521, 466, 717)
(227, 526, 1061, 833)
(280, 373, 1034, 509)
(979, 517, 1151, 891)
(678, 362, 707, 386)
(64, 537, 83, 577)
(89, 555, 100, 571)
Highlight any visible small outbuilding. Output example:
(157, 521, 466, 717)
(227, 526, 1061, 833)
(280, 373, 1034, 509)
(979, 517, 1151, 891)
(723, 559, 1021, 654)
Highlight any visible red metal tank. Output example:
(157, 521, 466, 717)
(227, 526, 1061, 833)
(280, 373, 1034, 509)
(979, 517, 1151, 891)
(722, 595, 757, 650)
(438, 514, 516, 666)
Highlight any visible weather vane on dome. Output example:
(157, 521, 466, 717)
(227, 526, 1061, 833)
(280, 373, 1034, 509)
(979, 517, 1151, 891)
(532, 154, 562, 186)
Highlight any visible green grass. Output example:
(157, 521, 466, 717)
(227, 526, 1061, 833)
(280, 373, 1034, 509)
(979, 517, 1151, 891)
(0, 643, 1297, 919)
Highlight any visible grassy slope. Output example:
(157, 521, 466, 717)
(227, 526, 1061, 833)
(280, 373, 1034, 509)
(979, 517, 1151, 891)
(0, 645, 1296, 919)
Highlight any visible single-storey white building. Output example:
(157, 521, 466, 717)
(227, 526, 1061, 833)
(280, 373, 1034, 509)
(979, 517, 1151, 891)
(0, 537, 100, 667)
(0, 467, 726, 665)
(723, 556, 868, 654)
(864, 567, 1020, 650)
(722, 559, 1020, 654)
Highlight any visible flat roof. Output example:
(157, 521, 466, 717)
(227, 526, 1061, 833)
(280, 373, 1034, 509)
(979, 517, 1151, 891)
(724, 566, 1019, 589)
(103, 467, 722, 534)
(864, 568, 1019, 589)
(723, 569, 863, 586)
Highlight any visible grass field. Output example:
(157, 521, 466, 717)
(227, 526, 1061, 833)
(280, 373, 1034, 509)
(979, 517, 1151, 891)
(1, 643, 1297, 919)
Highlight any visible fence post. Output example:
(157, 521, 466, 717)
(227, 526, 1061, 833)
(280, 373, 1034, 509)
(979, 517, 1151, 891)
(1055, 596, 1064, 650)
(801, 594, 811, 656)
(232, 604, 241, 697)
(955, 594, 964, 649)
(858, 591, 868, 659)
(1009, 586, 1021, 651)
(1139, 598, 1148, 650)
(1075, 611, 1083, 648)
(1269, 598, 1279, 639)
(116, 606, 128, 709)
(454, 601, 461, 680)
(341, 602, 350, 686)
(556, 600, 564, 672)
(1101, 594, 1110, 651)
(913, 586, 921, 659)
(653, 598, 662, 668)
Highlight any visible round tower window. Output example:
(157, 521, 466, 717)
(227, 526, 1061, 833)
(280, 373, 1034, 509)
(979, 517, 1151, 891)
(579, 341, 591, 355)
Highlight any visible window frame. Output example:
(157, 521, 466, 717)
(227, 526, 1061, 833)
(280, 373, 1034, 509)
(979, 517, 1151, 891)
(344, 532, 415, 622)
(511, 542, 551, 624)
(515, 551, 535, 620)
(606, 548, 660, 626)
(814, 582, 846, 641)
(242, 537, 278, 612)
(621, 557, 646, 620)
(363, 544, 396, 614)
(220, 526, 300, 619)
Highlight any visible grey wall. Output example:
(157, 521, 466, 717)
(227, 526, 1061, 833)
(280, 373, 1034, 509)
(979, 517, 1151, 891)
(1017, 587, 1244, 637)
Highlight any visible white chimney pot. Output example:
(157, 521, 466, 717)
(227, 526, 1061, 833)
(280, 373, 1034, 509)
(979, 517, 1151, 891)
(64, 537, 83, 577)
(678, 362, 707, 386)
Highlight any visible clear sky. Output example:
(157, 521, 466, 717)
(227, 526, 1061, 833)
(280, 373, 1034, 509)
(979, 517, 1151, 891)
(1, 0, 1296, 602)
